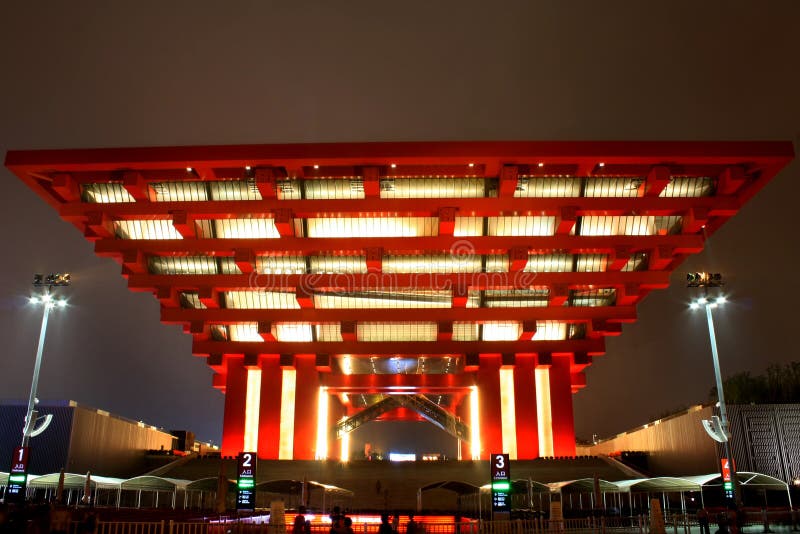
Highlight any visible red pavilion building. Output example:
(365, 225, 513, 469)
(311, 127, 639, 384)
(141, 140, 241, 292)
(6, 141, 793, 461)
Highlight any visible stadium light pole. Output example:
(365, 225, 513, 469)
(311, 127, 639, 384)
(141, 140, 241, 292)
(687, 272, 739, 505)
(23, 273, 71, 447)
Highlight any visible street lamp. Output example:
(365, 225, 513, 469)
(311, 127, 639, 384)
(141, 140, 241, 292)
(687, 271, 739, 505)
(23, 273, 71, 447)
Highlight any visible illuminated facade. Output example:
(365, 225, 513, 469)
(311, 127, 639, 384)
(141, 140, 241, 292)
(6, 141, 793, 461)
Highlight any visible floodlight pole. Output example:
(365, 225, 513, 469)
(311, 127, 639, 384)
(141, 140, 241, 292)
(23, 286, 52, 448)
(702, 293, 739, 504)
(689, 272, 740, 506)
(23, 273, 70, 448)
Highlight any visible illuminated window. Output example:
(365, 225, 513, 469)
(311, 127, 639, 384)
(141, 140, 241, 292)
(382, 178, 487, 198)
(314, 290, 451, 309)
(660, 177, 714, 198)
(305, 179, 365, 200)
(273, 323, 314, 342)
(488, 216, 556, 236)
(357, 322, 437, 342)
(383, 254, 481, 274)
(306, 217, 437, 237)
(575, 254, 608, 272)
(579, 216, 682, 236)
(515, 177, 582, 198)
(82, 183, 135, 203)
(478, 289, 549, 308)
(255, 256, 306, 274)
(535, 321, 568, 340)
(115, 220, 183, 240)
(225, 291, 299, 310)
(453, 216, 483, 236)
(583, 177, 641, 198)
(149, 256, 239, 275)
(150, 181, 208, 202)
(209, 180, 262, 201)
(310, 255, 367, 274)
(482, 322, 522, 341)
(213, 219, 280, 239)
(453, 322, 479, 341)
(228, 324, 263, 342)
(524, 254, 573, 273)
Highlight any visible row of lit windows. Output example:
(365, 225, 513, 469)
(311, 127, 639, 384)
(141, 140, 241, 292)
(82, 176, 714, 203)
(148, 252, 648, 276)
(181, 288, 616, 309)
(208, 320, 584, 342)
(115, 215, 685, 239)
(338, 355, 462, 376)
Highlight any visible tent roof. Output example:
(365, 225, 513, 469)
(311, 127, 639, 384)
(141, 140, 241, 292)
(598, 472, 789, 494)
(256, 479, 353, 497)
(186, 477, 237, 492)
(28, 473, 123, 489)
(683, 472, 788, 490)
(121, 475, 191, 491)
(478, 479, 551, 494)
(548, 478, 618, 493)
(421, 480, 480, 495)
(614, 477, 703, 493)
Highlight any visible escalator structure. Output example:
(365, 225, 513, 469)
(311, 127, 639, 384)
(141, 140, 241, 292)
(332, 394, 470, 442)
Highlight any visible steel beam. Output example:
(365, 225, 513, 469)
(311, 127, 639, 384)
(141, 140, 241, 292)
(160, 305, 637, 324)
(129, 271, 670, 291)
(59, 195, 742, 220)
(191, 337, 606, 356)
(95, 234, 705, 257)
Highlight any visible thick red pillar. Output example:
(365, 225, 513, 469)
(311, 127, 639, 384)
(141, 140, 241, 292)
(549, 355, 576, 456)
(221, 355, 248, 457)
(257, 355, 283, 459)
(477, 354, 502, 460)
(293, 355, 319, 459)
(513, 354, 539, 459)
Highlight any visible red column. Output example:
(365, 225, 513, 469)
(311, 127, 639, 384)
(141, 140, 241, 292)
(293, 355, 320, 460)
(477, 354, 502, 460)
(221, 355, 247, 457)
(257, 355, 283, 459)
(549, 354, 576, 456)
(456, 394, 473, 460)
(513, 354, 539, 459)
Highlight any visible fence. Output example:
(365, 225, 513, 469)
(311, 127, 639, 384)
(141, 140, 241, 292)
(60, 512, 800, 534)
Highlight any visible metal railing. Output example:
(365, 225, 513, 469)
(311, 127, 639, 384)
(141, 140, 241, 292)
(57, 512, 800, 534)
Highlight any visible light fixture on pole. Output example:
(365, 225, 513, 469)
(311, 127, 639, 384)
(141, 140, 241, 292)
(23, 272, 71, 447)
(687, 271, 739, 504)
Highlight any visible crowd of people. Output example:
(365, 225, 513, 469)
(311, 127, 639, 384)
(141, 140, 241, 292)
(292, 506, 426, 534)
(0, 501, 96, 534)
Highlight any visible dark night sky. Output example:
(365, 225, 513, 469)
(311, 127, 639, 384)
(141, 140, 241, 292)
(0, 2, 798, 451)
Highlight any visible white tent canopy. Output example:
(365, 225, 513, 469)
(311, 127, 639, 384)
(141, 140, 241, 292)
(28, 473, 123, 489)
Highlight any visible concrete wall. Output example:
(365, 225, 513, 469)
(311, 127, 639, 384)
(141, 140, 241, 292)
(67, 403, 174, 477)
(579, 405, 719, 476)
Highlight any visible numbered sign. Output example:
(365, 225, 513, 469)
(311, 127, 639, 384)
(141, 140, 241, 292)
(490, 453, 511, 514)
(6, 447, 30, 503)
(721, 458, 734, 500)
(236, 451, 257, 510)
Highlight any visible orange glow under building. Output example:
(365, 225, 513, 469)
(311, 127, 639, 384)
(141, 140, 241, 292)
(6, 141, 793, 461)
